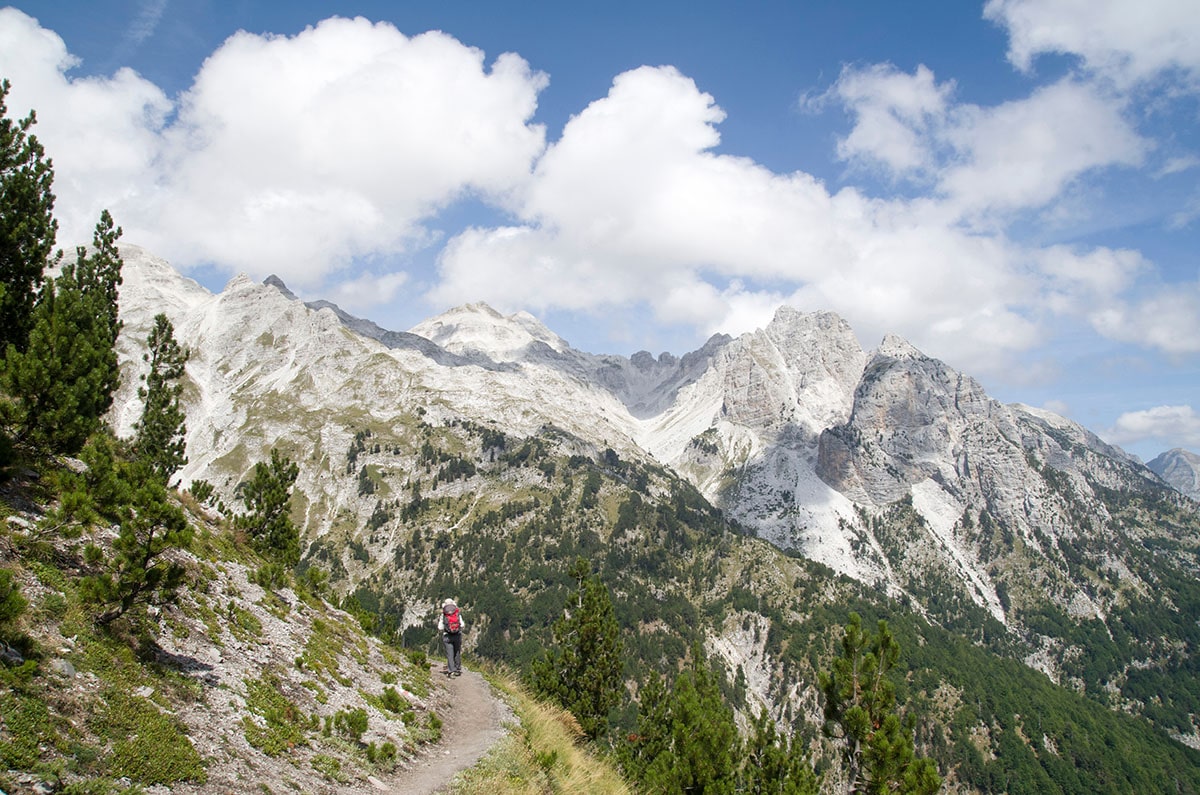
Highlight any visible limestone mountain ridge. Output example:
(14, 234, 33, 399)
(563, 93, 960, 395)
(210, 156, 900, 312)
(109, 245, 1196, 643)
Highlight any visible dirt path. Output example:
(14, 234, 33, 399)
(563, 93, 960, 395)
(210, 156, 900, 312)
(384, 668, 512, 794)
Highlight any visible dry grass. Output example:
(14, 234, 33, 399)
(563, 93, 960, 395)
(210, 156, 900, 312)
(448, 667, 631, 795)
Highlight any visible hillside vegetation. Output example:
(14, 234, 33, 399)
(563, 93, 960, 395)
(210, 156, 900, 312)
(315, 417, 1200, 793)
(0, 454, 453, 793)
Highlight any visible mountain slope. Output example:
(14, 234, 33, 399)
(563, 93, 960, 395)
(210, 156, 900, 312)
(104, 247, 1200, 789)
(109, 246, 1198, 641)
(0, 472, 450, 793)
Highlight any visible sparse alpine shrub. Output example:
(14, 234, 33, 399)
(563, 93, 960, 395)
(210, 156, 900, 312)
(0, 569, 27, 638)
(380, 685, 404, 714)
(334, 707, 368, 743)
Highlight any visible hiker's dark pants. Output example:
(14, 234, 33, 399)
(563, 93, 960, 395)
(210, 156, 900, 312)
(443, 632, 462, 673)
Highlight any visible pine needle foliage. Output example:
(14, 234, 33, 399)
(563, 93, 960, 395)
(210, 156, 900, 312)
(622, 645, 743, 794)
(133, 312, 189, 484)
(741, 706, 822, 794)
(530, 557, 624, 740)
(2, 212, 123, 455)
(0, 78, 58, 355)
(235, 448, 301, 572)
(820, 613, 940, 795)
(75, 433, 193, 626)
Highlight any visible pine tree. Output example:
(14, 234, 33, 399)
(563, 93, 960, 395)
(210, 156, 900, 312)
(74, 209, 123, 346)
(134, 313, 189, 484)
(668, 652, 739, 793)
(76, 433, 193, 626)
(530, 557, 624, 740)
(819, 613, 940, 795)
(0, 78, 58, 354)
(628, 646, 741, 794)
(2, 215, 123, 455)
(620, 672, 671, 783)
(741, 706, 822, 794)
(235, 448, 301, 570)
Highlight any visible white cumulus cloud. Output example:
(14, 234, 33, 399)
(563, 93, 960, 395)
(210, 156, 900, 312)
(1087, 281, 1200, 355)
(1106, 405, 1200, 449)
(831, 63, 953, 178)
(0, 10, 548, 298)
(1, 5, 1196, 380)
(985, 0, 1200, 87)
(829, 63, 1147, 218)
(433, 66, 1045, 372)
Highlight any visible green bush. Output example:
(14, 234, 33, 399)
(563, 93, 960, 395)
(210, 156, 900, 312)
(334, 707, 368, 743)
(0, 692, 51, 768)
(242, 674, 308, 756)
(0, 569, 27, 638)
(311, 753, 343, 782)
(380, 686, 404, 714)
(189, 479, 215, 504)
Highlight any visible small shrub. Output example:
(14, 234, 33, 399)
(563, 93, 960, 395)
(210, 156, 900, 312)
(189, 479, 215, 504)
(367, 739, 398, 768)
(311, 753, 343, 782)
(0, 693, 51, 768)
(0, 570, 27, 633)
(334, 707, 368, 743)
(252, 561, 291, 590)
(94, 691, 206, 785)
(425, 712, 443, 743)
(227, 601, 262, 642)
(242, 674, 308, 756)
(380, 686, 405, 714)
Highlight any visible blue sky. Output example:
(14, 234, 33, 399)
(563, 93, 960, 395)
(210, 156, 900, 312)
(2, 1, 1198, 462)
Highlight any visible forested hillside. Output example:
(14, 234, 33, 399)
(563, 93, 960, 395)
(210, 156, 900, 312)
(303, 415, 1200, 792)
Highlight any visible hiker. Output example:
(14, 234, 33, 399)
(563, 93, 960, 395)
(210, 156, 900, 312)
(438, 598, 464, 676)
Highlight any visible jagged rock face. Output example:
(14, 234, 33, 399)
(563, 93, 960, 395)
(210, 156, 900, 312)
(807, 334, 1184, 629)
(718, 308, 865, 439)
(815, 335, 1154, 524)
(816, 335, 1022, 506)
(1148, 448, 1200, 501)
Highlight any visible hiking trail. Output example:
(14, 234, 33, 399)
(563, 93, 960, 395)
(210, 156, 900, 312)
(383, 667, 511, 794)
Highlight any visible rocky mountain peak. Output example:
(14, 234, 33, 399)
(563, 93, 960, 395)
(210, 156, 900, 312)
(110, 249, 1191, 648)
(1148, 448, 1200, 501)
(409, 302, 569, 361)
(262, 274, 299, 300)
(876, 332, 923, 360)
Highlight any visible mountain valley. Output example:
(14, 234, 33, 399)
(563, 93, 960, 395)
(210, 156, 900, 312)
(84, 245, 1200, 791)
